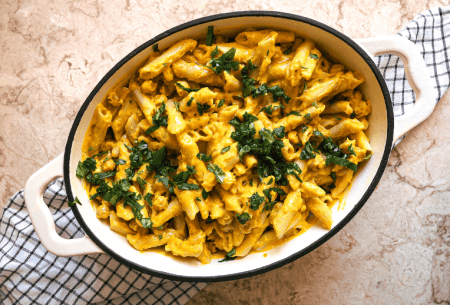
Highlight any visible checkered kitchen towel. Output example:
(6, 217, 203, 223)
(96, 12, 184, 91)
(1, 7, 449, 305)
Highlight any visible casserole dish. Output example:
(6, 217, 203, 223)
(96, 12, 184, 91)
(24, 11, 436, 282)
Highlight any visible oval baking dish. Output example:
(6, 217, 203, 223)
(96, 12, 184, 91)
(24, 11, 436, 282)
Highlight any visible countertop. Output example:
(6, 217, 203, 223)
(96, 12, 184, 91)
(1, 0, 449, 304)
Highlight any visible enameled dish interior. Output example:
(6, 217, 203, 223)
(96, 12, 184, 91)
(67, 15, 389, 279)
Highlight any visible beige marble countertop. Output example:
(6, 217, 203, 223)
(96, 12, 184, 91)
(1, 0, 450, 304)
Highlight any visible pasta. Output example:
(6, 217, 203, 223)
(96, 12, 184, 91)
(76, 27, 373, 264)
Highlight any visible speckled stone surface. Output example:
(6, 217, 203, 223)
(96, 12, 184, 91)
(1, 0, 449, 304)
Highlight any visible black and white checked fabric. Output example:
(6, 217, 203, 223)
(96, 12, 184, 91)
(376, 6, 450, 117)
(1, 7, 449, 305)
(0, 179, 207, 304)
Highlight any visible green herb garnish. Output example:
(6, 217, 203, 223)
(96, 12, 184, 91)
(175, 83, 200, 93)
(206, 26, 215, 46)
(221, 146, 231, 154)
(236, 212, 251, 225)
(68, 197, 82, 207)
(219, 248, 236, 262)
(207, 163, 225, 184)
(146, 102, 168, 134)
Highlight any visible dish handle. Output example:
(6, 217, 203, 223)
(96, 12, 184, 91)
(356, 35, 437, 143)
(24, 153, 103, 256)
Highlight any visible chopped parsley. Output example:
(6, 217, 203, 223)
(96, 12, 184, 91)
(172, 165, 199, 190)
(174, 101, 180, 111)
(363, 154, 373, 160)
(114, 159, 126, 165)
(301, 125, 308, 133)
(273, 126, 285, 139)
(301, 65, 308, 69)
(333, 116, 342, 121)
(221, 146, 231, 154)
(241, 61, 290, 103)
(217, 99, 225, 108)
(348, 144, 356, 156)
(146, 102, 168, 134)
(152, 44, 159, 52)
(313, 130, 358, 172)
(219, 248, 236, 262)
(262, 104, 284, 115)
(196, 152, 212, 162)
(144, 193, 153, 207)
(187, 97, 194, 107)
(304, 113, 312, 121)
(204, 47, 240, 75)
(207, 163, 225, 184)
(206, 26, 215, 46)
(202, 189, 210, 200)
(137, 176, 147, 189)
(300, 141, 317, 160)
(248, 192, 265, 210)
(175, 82, 200, 93)
(283, 46, 292, 55)
(331, 172, 336, 182)
(236, 212, 251, 225)
(229, 114, 301, 185)
(158, 235, 163, 240)
(350, 112, 356, 119)
(68, 197, 82, 207)
(92, 151, 108, 157)
(76, 158, 97, 179)
(312, 102, 318, 108)
(310, 53, 319, 59)
(197, 102, 211, 116)
(286, 111, 301, 117)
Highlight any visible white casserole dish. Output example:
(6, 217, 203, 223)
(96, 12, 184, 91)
(24, 12, 436, 282)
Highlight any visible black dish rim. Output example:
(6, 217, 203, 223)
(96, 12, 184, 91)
(64, 10, 394, 283)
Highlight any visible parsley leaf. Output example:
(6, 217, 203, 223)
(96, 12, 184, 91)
(331, 172, 336, 182)
(146, 102, 168, 134)
(205, 47, 240, 75)
(196, 152, 212, 162)
(248, 192, 265, 210)
(273, 126, 285, 139)
(202, 189, 209, 200)
(333, 116, 342, 121)
(350, 112, 356, 119)
(363, 154, 373, 160)
(144, 193, 153, 206)
(76, 158, 97, 179)
(68, 197, 82, 207)
(114, 159, 126, 165)
(93, 151, 108, 157)
(206, 26, 215, 46)
(173, 165, 197, 185)
(348, 144, 356, 156)
(310, 53, 319, 59)
(187, 97, 194, 106)
(177, 183, 200, 190)
(217, 99, 225, 108)
(287, 111, 301, 116)
(221, 146, 231, 154)
(304, 113, 311, 121)
(137, 176, 147, 189)
(300, 141, 317, 160)
(236, 212, 251, 225)
(325, 155, 358, 172)
(207, 163, 225, 184)
(283, 46, 292, 55)
(152, 44, 159, 52)
(197, 102, 211, 116)
(175, 82, 200, 93)
(219, 248, 236, 262)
